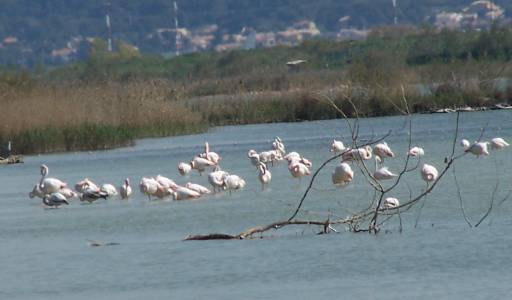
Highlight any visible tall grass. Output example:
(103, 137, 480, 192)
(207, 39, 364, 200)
(1, 59, 510, 155)
(0, 80, 206, 154)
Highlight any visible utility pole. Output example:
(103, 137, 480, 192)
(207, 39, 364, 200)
(105, 2, 113, 52)
(392, 0, 398, 25)
(173, 1, 181, 56)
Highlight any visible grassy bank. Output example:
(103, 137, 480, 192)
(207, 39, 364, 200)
(2, 26, 512, 154)
(0, 80, 206, 154)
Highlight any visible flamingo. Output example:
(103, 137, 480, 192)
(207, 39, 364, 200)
(342, 146, 372, 162)
(382, 197, 399, 209)
(155, 175, 177, 189)
(100, 183, 118, 197)
(139, 177, 159, 200)
(284, 151, 301, 162)
(288, 161, 311, 179)
(331, 162, 354, 186)
(42, 192, 69, 208)
(272, 137, 285, 155)
(29, 184, 45, 199)
(421, 163, 438, 184)
(330, 139, 346, 154)
(199, 142, 221, 165)
(373, 167, 398, 181)
(461, 139, 471, 149)
(178, 162, 192, 176)
(154, 185, 174, 199)
(58, 187, 77, 200)
(374, 142, 395, 164)
(284, 152, 311, 167)
(39, 165, 67, 195)
(120, 178, 132, 199)
(75, 178, 99, 193)
(490, 137, 509, 150)
(408, 146, 425, 157)
(185, 182, 211, 195)
(208, 169, 229, 192)
(259, 150, 282, 166)
(257, 162, 272, 190)
(170, 186, 201, 200)
(79, 185, 108, 203)
(223, 175, 246, 193)
(248, 150, 261, 167)
(466, 141, 490, 157)
(190, 156, 216, 175)
(299, 157, 313, 168)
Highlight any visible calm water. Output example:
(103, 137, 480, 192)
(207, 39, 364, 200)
(1, 111, 511, 299)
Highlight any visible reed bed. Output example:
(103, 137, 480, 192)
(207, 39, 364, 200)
(1, 60, 509, 155)
(0, 80, 206, 154)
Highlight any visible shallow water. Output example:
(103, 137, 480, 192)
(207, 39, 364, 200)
(1, 111, 512, 299)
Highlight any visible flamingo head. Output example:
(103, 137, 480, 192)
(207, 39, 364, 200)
(40, 164, 49, 176)
(238, 179, 246, 189)
(461, 139, 470, 150)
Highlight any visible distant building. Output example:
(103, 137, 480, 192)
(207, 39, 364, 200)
(435, 12, 464, 29)
(337, 29, 369, 41)
(3, 36, 18, 45)
(435, 1, 506, 30)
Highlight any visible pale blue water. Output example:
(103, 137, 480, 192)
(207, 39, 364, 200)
(1, 111, 511, 299)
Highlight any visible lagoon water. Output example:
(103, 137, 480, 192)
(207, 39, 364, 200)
(1, 111, 512, 299)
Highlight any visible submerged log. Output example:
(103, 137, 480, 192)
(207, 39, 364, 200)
(184, 233, 238, 241)
(0, 155, 24, 165)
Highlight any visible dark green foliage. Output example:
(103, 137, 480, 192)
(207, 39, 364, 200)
(2, 0, 512, 67)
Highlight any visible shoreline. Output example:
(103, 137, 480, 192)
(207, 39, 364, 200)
(8, 104, 511, 157)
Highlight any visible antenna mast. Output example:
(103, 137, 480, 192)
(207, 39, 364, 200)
(105, 2, 113, 52)
(173, 1, 181, 56)
(392, 0, 398, 25)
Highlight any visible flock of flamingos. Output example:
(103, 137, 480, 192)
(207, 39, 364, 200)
(29, 136, 509, 209)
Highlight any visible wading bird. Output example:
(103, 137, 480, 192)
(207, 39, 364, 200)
(490, 137, 509, 150)
(100, 183, 118, 197)
(190, 156, 216, 176)
(421, 163, 438, 185)
(342, 146, 372, 162)
(466, 141, 490, 157)
(257, 162, 272, 190)
(374, 142, 395, 163)
(39, 165, 67, 195)
(139, 177, 159, 200)
(223, 174, 246, 194)
(332, 162, 354, 186)
(42, 192, 69, 208)
(330, 139, 346, 154)
(178, 162, 192, 176)
(373, 166, 398, 181)
(208, 168, 229, 192)
(170, 186, 201, 200)
(383, 197, 399, 209)
(185, 182, 211, 195)
(408, 146, 425, 157)
(120, 178, 132, 199)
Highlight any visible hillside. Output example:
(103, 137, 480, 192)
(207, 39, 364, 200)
(0, 0, 510, 67)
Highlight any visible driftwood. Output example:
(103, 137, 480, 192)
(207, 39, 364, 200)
(184, 219, 338, 240)
(0, 155, 23, 165)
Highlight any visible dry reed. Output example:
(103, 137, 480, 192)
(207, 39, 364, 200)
(0, 80, 206, 153)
